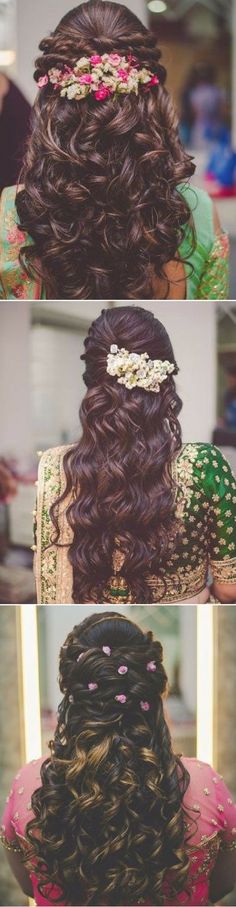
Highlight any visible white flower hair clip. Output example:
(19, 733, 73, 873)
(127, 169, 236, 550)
(106, 344, 175, 394)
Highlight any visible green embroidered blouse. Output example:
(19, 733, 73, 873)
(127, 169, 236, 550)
(35, 442, 236, 604)
(0, 184, 229, 300)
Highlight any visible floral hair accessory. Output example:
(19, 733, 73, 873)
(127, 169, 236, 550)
(147, 661, 157, 672)
(107, 345, 175, 393)
(115, 694, 127, 704)
(140, 701, 150, 712)
(118, 665, 128, 675)
(102, 645, 112, 656)
(88, 682, 98, 691)
(37, 53, 159, 103)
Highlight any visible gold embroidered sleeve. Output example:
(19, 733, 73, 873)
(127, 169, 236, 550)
(204, 446, 236, 584)
(35, 446, 74, 604)
(197, 233, 229, 300)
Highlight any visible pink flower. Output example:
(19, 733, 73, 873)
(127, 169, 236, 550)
(79, 73, 93, 84)
(118, 665, 128, 675)
(115, 694, 127, 704)
(128, 55, 138, 66)
(7, 227, 25, 245)
(12, 284, 25, 299)
(108, 54, 122, 66)
(148, 75, 159, 87)
(117, 69, 129, 83)
(95, 86, 111, 101)
(90, 54, 102, 65)
(147, 661, 157, 673)
(38, 75, 48, 88)
(88, 682, 98, 691)
(102, 646, 111, 656)
(140, 701, 150, 712)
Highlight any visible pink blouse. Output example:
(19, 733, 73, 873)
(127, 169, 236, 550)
(1, 756, 236, 906)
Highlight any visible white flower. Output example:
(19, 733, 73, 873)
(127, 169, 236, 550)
(106, 345, 174, 394)
(74, 57, 90, 71)
(65, 84, 82, 99)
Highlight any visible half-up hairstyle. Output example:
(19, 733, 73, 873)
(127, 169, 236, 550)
(25, 611, 191, 905)
(16, 0, 195, 300)
(51, 306, 183, 604)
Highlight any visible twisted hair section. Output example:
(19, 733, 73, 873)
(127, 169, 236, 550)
(16, 0, 195, 299)
(50, 307, 183, 604)
(25, 612, 191, 905)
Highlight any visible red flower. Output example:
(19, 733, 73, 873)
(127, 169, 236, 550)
(95, 86, 111, 101)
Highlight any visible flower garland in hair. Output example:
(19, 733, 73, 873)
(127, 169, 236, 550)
(37, 53, 159, 102)
(107, 344, 175, 393)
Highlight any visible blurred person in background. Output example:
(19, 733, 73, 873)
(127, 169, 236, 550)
(0, 457, 18, 503)
(181, 64, 229, 151)
(34, 307, 236, 606)
(0, 72, 31, 192)
(223, 365, 236, 432)
(0, 1, 229, 301)
(1, 610, 236, 907)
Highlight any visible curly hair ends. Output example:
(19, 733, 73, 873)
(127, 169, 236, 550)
(50, 307, 183, 604)
(16, 0, 195, 300)
(25, 612, 192, 906)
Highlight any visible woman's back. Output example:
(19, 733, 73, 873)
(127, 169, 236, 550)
(1, 755, 236, 906)
(35, 441, 236, 604)
(0, 182, 229, 300)
(0, 1, 229, 300)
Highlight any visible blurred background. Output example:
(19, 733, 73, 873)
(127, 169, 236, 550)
(0, 299, 235, 604)
(0, 603, 236, 905)
(1, 0, 236, 291)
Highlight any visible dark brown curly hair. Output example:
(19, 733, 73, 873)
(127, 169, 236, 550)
(16, 0, 195, 300)
(25, 611, 192, 905)
(50, 306, 183, 604)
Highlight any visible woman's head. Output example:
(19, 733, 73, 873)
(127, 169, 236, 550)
(16, 0, 195, 300)
(51, 306, 182, 604)
(26, 611, 190, 905)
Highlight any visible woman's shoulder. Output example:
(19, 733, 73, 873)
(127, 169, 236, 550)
(181, 755, 218, 778)
(0, 184, 42, 300)
(38, 444, 75, 485)
(179, 441, 229, 467)
(179, 182, 214, 222)
(176, 443, 234, 499)
(2, 757, 45, 840)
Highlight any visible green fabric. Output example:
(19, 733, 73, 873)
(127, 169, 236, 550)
(178, 184, 215, 299)
(149, 443, 236, 602)
(0, 183, 229, 301)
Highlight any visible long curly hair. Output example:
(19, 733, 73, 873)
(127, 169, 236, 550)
(50, 306, 183, 604)
(25, 611, 192, 906)
(16, 0, 195, 300)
